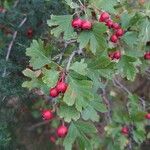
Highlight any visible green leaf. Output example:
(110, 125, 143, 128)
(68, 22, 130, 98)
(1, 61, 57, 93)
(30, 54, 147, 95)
(90, 0, 118, 13)
(122, 32, 138, 48)
(63, 76, 94, 109)
(133, 130, 146, 144)
(116, 55, 138, 81)
(47, 15, 77, 40)
(64, 121, 97, 150)
(70, 59, 88, 76)
(26, 39, 51, 70)
(57, 105, 80, 122)
(119, 135, 129, 150)
(42, 69, 59, 87)
(22, 69, 41, 90)
(65, 0, 79, 9)
(77, 23, 107, 54)
(138, 18, 150, 44)
(82, 106, 99, 122)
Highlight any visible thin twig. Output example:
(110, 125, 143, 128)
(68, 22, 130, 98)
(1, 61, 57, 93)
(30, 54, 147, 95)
(27, 120, 50, 131)
(2, 17, 27, 77)
(13, 0, 20, 8)
(113, 77, 146, 111)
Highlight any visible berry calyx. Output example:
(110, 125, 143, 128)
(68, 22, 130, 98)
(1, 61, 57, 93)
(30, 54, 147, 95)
(81, 20, 92, 30)
(27, 28, 33, 38)
(56, 82, 68, 93)
(121, 127, 129, 135)
(116, 28, 124, 37)
(49, 136, 56, 143)
(112, 22, 120, 30)
(105, 20, 113, 28)
(72, 18, 83, 29)
(56, 125, 68, 138)
(50, 87, 59, 97)
(145, 113, 150, 119)
(144, 52, 150, 60)
(42, 109, 53, 120)
(99, 12, 110, 22)
(110, 34, 118, 43)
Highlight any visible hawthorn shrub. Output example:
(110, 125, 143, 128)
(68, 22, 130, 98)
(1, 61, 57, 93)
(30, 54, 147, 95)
(22, 0, 150, 149)
(1, 0, 150, 150)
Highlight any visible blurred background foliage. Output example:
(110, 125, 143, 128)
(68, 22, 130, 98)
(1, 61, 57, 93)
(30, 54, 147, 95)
(0, 0, 68, 149)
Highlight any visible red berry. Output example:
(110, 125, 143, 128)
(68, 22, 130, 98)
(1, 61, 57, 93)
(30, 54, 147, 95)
(144, 52, 150, 60)
(109, 51, 121, 60)
(27, 28, 33, 38)
(112, 22, 120, 30)
(121, 127, 129, 135)
(81, 20, 92, 30)
(105, 20, 113, 28)
(113, 51, 121, 59)
(72, 18, 83, 29)
(56, 125, 68, 138)
(110, 34, 118, 43)
(42, 109, 53, 120)
(145, 113, 150, 119)
(116, 28, 124, 37)
(49, 136, 56, 143)
(99, 12, 110, 22)
(56, 82, 68, 93)
(50, 88, 59, 97)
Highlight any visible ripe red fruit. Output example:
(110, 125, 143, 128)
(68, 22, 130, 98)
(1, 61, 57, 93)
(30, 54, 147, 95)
(145, 113, 150, 119)
(50, 87, 59, 97)
(72, 18, 83, 29)
(56, 125, 68, 138)
(105, 20, 113, 28)
(116, 28, 124, 37)
(109, 51, 121, 60)
(42, 110, 53, 120)
(81, 20, 92, 30)
(121, 127, 129, 135)
(144, 52, 150, 60)
(110, 34, 118, 43)
(49, 136, 56, 143)
(112, 22, 120, 30)
(27, 28, 33, 38)
(56, 82, 68, 93)
(99, 12, 110, 22)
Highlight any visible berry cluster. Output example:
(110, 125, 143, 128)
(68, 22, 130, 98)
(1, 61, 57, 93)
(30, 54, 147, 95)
(42, 110, 68, 139)
(144, 52, 150, 60)
(108, 50, 121, 60)
(50, 81, 68, 98)
(120, 113, 150, 136)
(72, 18, 92, 30)
(99, 12, 124, 43)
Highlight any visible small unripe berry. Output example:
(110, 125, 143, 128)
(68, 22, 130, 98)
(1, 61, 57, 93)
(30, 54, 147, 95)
(49, 136, 56, 143)
(56, 82, 68, 93)
(81, 20, 92, 30)
(145, 113, 150, 119)
(50, 87, 59, 97)
(105, 20, 113, 28)
(121, 127, 129, 135)
(99, 12, 110, 22)
(56, 125, 68, 138)
(110, 34, 118, 43)
(144, 52, 150, 60)
(72, 18, 83, 29)
(112, 22, 120, 30)
(116, 28, 124, 37)
(42, 110, 53, 120)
